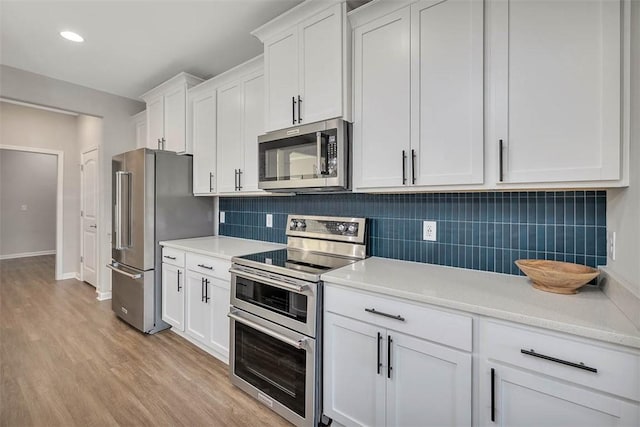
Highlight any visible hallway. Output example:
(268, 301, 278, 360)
(0, 255, 290, 426)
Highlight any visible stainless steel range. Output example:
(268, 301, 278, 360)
(229, 215, 368, 427)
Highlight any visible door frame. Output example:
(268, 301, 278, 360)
(80, 148, 99, 287)
(0, 144, 64, 280)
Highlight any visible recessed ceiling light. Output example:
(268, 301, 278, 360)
(60, 31, 84, 43)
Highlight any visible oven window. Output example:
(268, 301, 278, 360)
(235, 322, 307, 417)
(235, 276, 308, 323)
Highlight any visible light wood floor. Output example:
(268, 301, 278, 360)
(0, 255, 291, 427)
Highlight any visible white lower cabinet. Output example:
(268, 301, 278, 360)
(161, 248, 231, 364)
(323, 286, 472, 427)
(161, 263, 184, 331)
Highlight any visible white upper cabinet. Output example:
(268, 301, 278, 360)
(253, 1, 350, 132)
(215, 57, 265, 195)
(188, 83, 217, 195)
(140, 72, 203, 153)
(132, 110, 147, 149)
(352, 0, 484, 191)
(491, 0, 622, 184)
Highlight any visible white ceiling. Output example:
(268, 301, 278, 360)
(0, 0, 303, 100)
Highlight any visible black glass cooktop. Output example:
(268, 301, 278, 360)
(236, 248, 358, 277)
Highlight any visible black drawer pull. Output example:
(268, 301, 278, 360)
(520, 349, 597, 373)
(163, 255, 176, 260)
(197, 264, 213, 270)
(365, 308, 405, 322)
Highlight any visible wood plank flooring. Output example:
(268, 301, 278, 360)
(0, 255, 291, 427)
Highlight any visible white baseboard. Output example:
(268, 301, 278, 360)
(0, 250, 56, 260)
(75, 273, 81, 281)
(96, 291, 112, 301)
(59, 272, 78, 280)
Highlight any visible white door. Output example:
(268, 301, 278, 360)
(491, 0, 621, 183)
(323, 313, 386, 427)
(190, 89, 217, 194)
(482, 363, 640, 427)
(353, 7, 411, 190)
(411, 0, 483, 186)
(81, 149, 98, 287)
(264, 28, 299, 132)
(146, 95, 164, 149)
(241, 71, 264, 193)
(386, 331, 472, 427)
(216, 81, 243, 193)
(161, 263, 184, 331)
(185, 271, 210, 343)
(164, 85, 187, 153)
(208, 278, 230, 360)
(299, 3, 342, 125)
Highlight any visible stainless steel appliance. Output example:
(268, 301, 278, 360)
(109, 148, 213, 333)
(258, 119, 351, 192)
(229, 215, 368, 426)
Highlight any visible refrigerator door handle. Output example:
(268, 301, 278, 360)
(115, 171, 132, 249)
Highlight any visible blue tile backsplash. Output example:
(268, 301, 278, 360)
(219, 191, 607, 276)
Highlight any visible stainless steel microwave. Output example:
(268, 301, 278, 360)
(258, 118, 351, 192)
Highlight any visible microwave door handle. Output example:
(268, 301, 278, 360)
(228, 311, 308, 349)
(316, 132, 328, 176)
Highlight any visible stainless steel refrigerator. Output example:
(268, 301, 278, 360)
(109, 148, 213, 333)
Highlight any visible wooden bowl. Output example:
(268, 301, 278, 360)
(515, 259, 600, 295)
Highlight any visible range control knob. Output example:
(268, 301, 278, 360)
(347, 224, 357, 234)
(290, 220, 297, 230)
(297, 220, 306, 229)
(337, 223, 346, 232)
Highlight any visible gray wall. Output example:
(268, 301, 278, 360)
(0, 149, 57, 257)
(607, 0, 640, 294)
(0, 103, 79, 273)
(0, 65, 144, 294)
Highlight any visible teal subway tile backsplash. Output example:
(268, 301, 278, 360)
(219, 191, 607, 275)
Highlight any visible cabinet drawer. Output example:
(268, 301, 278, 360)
(162, 247, 185, 267)
(325, 285, 472, 352)
(186, 253, 230, 281)
(483, 321, 640, 401)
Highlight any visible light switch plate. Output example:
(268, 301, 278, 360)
(220, 211, 225, 224)
(423, 221, 437, 241)
(266, 214, 273, 228)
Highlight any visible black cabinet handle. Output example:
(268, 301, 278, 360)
(298, 95, 302, 123)
(377, 332, 382, 375)
(201, 277, 205, 302)
(411, 149, 416, 184)
(209, 172, 214, 192)
(491, 368, 496, 422)
(387, 335, 393, 379)
(197, 264, 213, 270)
(204, 278, 210, 303)
(177, 270, 182, 292)
(292, 96, 296, 124)
(402, 150, 407, 185)
(163, 255, 176, 260)
(365, 308, 405, 322)
(520, 349, 597, 373)
(237, 169, 242, 191)
(499, 139, 504, 182)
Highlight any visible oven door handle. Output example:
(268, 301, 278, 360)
(228, 311, 308, 350)
(229, 268, 307, 294)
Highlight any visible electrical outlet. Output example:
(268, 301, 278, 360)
(423, 221, 437, 241)
(219, 211, 225, 224)
(20, 204, 28, 211)
(608, 230, 616, 261)
(266, 214, 273, 228)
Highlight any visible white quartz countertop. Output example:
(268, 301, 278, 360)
(159, 236, 284, 261)
(321, 257, 640, 349)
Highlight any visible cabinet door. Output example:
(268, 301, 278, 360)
(324, 313, 386, 427)
(134, 114, 147, 149)
(190, 89, 217, 194)
(208, 278, 230, 360)
(216, 81, 243, 193)
(264, 28, 299, 132)
(185, 271, 210, 343)
(491, 0, 621, 183)
(353, 7, 411, 189)
(481, 363, 640, 427)
(161, 263, 184, 331)
(411, 0, 483, 186)
(164, 85, 187, 153)
(386, 331, 472, 427)
(299, 3, 342, 125)
(146, 95, 164, 149)
(241, 72, 264, 193)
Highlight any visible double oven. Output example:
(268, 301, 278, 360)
(229, 215, 367, 426)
